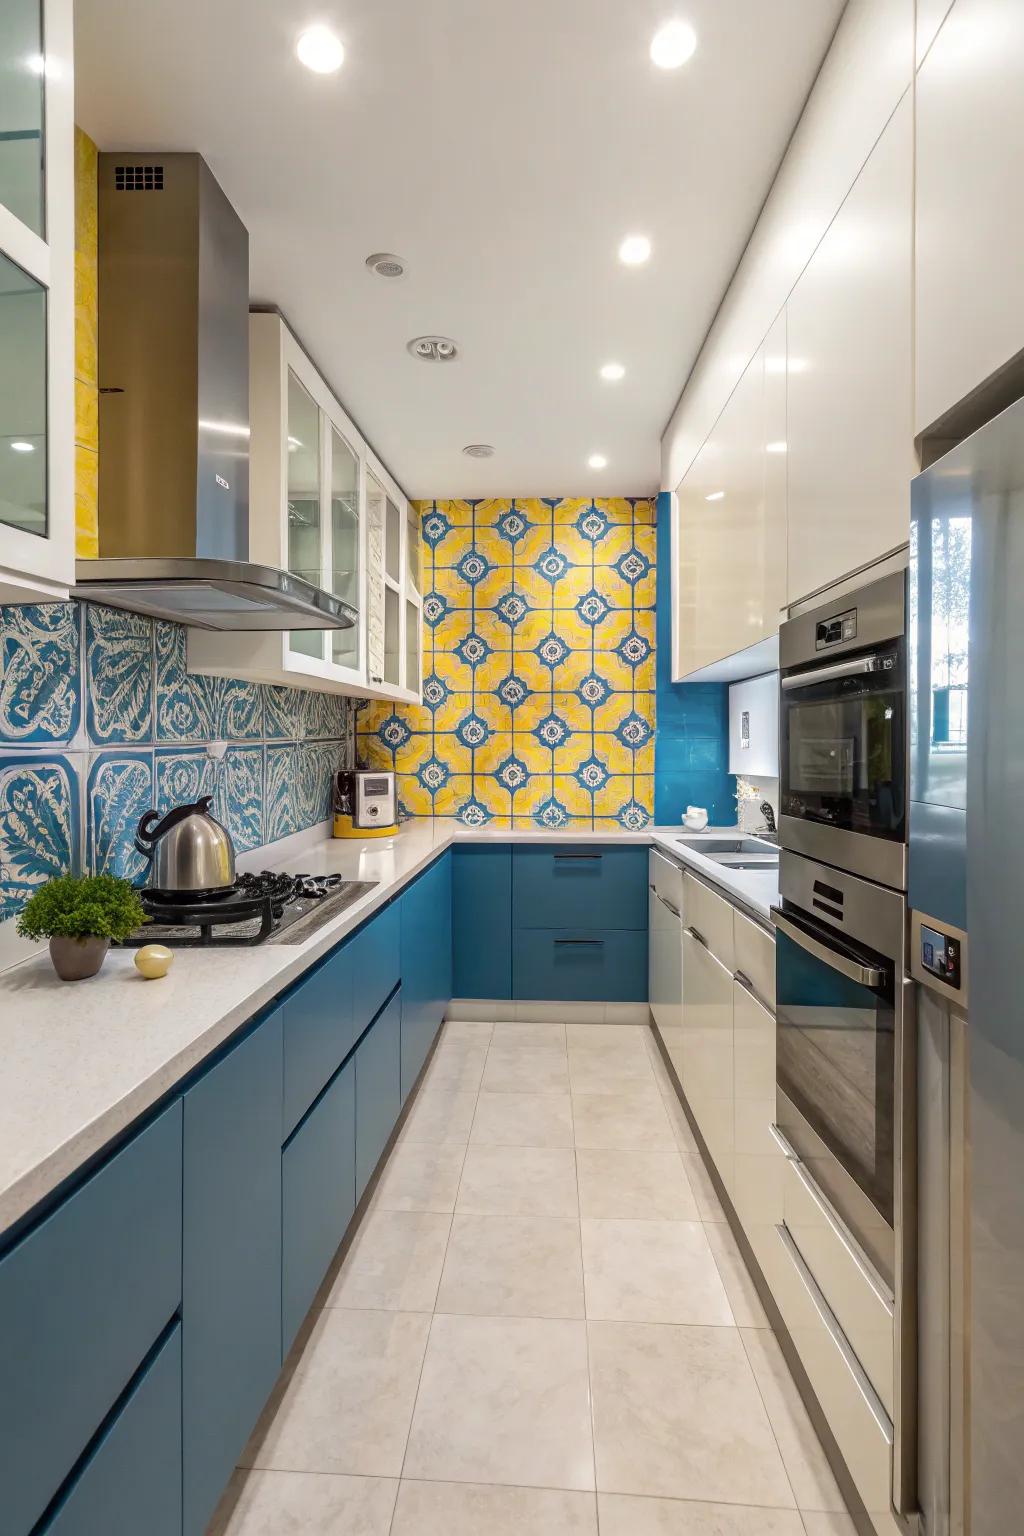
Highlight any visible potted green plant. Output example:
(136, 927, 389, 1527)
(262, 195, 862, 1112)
(16, 874, 147, 981)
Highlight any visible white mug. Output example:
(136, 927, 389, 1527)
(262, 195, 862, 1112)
(683, 806, 709, 830)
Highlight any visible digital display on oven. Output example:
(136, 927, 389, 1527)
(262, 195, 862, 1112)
(815, 608, 858, 650)
(920, 924, 962, 989)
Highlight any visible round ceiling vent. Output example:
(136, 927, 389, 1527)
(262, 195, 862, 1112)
(365, 252, 406, 278)
(462, 443, 495, 458)
(407, 335, 459, 362)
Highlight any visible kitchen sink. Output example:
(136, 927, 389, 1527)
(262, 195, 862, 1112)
(707, 857, 779, 870)
(671, 836, 777, 856)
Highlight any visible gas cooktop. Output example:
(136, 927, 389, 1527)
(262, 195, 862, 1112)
(121, 870, 378, 948)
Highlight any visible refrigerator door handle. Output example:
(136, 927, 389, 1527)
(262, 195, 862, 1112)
(892, 974, 919, 1522)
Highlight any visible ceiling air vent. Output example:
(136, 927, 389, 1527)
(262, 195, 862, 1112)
(365, 252, 406, 278)
(462, 444, 495, 459)
(115, 164, 164, 190)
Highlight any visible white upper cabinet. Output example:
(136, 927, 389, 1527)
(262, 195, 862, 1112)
(0, 0, 74, 603)
(190, 313, 421, 702)
(915, 0, 1024, 433)
(786, 92, 914, 605)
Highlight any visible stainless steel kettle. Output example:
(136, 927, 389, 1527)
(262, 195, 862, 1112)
(135, 796, 236, 895)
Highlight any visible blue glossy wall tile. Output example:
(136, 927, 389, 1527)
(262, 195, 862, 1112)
(654, 491, 736, 827)
(0, 601, 355, 917)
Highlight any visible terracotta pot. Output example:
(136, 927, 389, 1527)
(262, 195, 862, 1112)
(48, 935, 111, 982)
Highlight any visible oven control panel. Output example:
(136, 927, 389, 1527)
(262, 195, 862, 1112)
(920, 923, 961, 989)
(911, 909, 969, 1010)
(815, 607, 858, 650)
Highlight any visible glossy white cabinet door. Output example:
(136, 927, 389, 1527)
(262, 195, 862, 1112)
(915, 0, 1024, 432)
(681, 929, 735, 1195)
(786, 92, 914, 605)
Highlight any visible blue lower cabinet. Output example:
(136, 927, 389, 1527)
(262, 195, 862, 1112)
(0, 1100, 183, 1536)
(282, 943, 355, 1139)
(350, 901, 400, 1031)
(182, 1010, 284, 1536)
(453, 846, 511, 998)
(355, 989, 402, 1198)
(512, 845, 648, 930)
(282, 1059, 356, 1355)
(513, 927, 648, 1002)
(400, 852, 452, 1100)
(42, 1323, 182, 1536)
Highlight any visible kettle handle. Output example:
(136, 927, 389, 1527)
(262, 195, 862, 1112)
(134, 796, 215, 858)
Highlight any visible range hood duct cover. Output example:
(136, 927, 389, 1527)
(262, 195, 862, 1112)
(73, 152, 352, 633)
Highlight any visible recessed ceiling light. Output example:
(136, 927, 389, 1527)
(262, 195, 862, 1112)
(705, 490, 725, 501)
(10, 441, 34, 453)
(618, 234, 651, 267)
(407, 335, 459, 361)
(588, 453, 608, 471)
(365, 252, 406, 278)
(766, 441, 788, 454)
(296, 25, 345, 74)
(600, 362, 626, 382)
(462, 443, 495, 459)
(650, 19, 698, 69)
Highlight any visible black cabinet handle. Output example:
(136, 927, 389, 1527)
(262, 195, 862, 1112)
(554, 938, 604, 947)
(553, 852, 602, 861)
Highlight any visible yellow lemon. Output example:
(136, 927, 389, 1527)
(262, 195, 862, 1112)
(134, 944, 173, 980)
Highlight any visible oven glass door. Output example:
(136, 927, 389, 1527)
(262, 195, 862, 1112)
(776, 908, 895, 1270)
(781, 648, 906, 842)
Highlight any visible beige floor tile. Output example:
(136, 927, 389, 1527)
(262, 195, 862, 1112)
(325, 1210, 451, 1312)
(566, 1023, 648, 1050)
(576, 1148, 699, 1220)
(704, 1221, 770, 1327)
(392, 1480, 598, 1536)
(470, 1090, 574, 1148)
(208, 1469, 397, 1535)
(582, 1218, 734, 1325)
(437, 1213, 584, 1318)
(680, 1151, 728, 1221)
(572, 1089, 676, 1150)
(404, 1313, 594, 1490)
(598, 1493, 806, 1536)
(588, 1319, 795, 1506)
(568, 1047, 656, 1094)
(799, 1517, 858, 1535)
(441, 1020, 494, 1042)
(423, 1041, 489, 1091)
(456, 1143, 578, 1217)
(491, 1020, 567, 1049)
(246, 1310, 430, 1477)
(400, 1085, 478, 1145)
(372, 1142, 467, 1213)
(740, 1329, 847, 1512)
(482, 1044, 571, 1094)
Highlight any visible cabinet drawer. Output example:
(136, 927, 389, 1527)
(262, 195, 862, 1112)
(355, 989, 402, 1198)
(282, 1059, 356, 1354)
(650, 847, 684, 913)
(513, 928, 647, 1002)
(681, 929, 734, 1194)
(772, 1222, 894, 1525)
(734, 908, 775, 1012)
(783, 1155, 894, 1417)
(349, 902, 400, 1029)
(683, 873, 735, 971)
(512, 846, 648, 930)
(43, 1323, 182, 1536)
(0, 1101, 183, 1536)
(282, 944, 355, 1138)
(732, 980, 776, 1158)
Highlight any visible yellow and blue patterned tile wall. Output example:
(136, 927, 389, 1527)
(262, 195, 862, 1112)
(74, 126, 99, 558)
(356, 498, 657, 829)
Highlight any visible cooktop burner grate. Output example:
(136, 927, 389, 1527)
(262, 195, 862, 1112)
(120, 871, 375, 947)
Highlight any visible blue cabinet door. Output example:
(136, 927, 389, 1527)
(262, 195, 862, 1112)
(513, 927, 648, 1002)
(453, 845, 511, 998)
(282, 1059, 356, 1355)
(400, 852, 452, 1099)
(182, 1011, 283, 1536)
(282, 942, 355, 1138)
(42, 1323, 182, 1536)
(349, 901, 400, 1031)
(0, 1101, 183, 1536)
(512, 845, 649, 930)
(355, 990, 402, 1198)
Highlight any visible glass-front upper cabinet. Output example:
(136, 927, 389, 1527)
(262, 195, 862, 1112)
(0, 0, 74, 603)
(330, 426, 360, 672)
(286, 370, 322, 660)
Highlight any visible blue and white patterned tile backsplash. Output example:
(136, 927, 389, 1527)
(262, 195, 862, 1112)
(0, 601, 356, 920)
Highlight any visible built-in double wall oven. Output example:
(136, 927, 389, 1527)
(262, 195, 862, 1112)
(779, 571, 907, 892)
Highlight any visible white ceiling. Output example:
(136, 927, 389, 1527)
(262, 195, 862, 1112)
(74, 0, 843, 498)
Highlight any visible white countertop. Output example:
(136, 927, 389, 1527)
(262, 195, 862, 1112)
(0, 821, 778, 1237)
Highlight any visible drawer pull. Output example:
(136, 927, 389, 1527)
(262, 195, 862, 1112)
(685, 925, 708, 948)
(554, 937, 604, 947)
(734, 970, 771, 1011)
(554, 852, 602, 861)
(657, 894, 681, 918)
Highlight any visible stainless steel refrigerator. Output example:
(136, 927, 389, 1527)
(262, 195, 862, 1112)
(910, 394, 1024, 1536)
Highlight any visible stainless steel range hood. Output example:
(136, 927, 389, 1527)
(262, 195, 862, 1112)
(73, 153, 353, 633)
